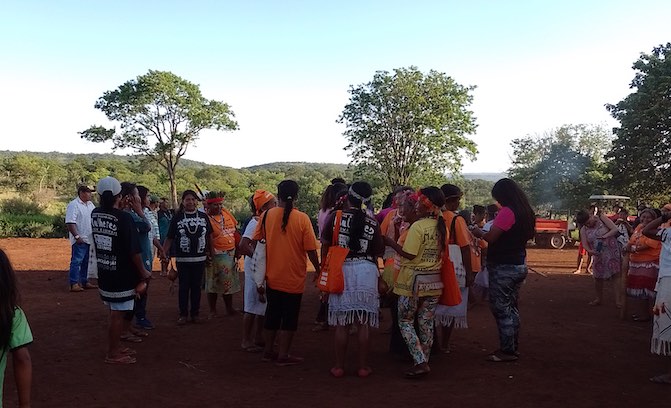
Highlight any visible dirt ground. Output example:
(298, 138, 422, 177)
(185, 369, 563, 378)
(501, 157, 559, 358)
(1, 238, 670, 408)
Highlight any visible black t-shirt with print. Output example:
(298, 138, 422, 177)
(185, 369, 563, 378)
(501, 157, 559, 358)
(321, 209, 384, 264)
(167, 211, 212, 262)
(91, 207, 142, 302)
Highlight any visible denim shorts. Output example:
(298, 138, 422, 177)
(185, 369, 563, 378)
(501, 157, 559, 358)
(104, 299, 135, 311)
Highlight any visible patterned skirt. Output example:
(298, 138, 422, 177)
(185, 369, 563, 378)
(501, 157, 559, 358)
(204, 249, 241, 295)
(627, 260, 659, 299)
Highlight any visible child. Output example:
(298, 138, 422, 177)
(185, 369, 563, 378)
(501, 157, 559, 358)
(0, 249, 33, 407)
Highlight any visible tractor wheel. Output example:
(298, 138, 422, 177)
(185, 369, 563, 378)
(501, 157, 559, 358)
(550, 234, 566, 250)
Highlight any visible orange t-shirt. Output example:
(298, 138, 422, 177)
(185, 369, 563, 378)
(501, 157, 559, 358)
(380, 209, 397, 236)
(253, 207, 318, 294)
(471, 238, 488, 273)
(208, 208, 238, 252)
(628, 224, 661, 263)
(442, 210, 471, 247)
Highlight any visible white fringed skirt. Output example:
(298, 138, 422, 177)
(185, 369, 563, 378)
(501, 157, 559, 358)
(328, 259, 380, 328)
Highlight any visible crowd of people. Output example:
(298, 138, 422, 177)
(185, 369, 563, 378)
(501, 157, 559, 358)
(58, 175, 534, 377)
(574, 203, 671, 383)
(7, 176, 671, 406)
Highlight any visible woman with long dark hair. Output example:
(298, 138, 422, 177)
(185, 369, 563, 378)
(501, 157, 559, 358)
(252, 180, 321, 366)
(163, 190, 212, 325)
(388, 186, 446, 378)
(0, 249, 32, 405)
(476, 178, 535, 362)
(322, 181, 384, 378)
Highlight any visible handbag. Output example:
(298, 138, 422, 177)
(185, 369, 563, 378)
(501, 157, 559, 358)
(317, 210, 348, 294)
(438, 215, 463, 306)
(250, 211, 269, 289)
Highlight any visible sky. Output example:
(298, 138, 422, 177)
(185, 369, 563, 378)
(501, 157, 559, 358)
(0, 0, 669, 173)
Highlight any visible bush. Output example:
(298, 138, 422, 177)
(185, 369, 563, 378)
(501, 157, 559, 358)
(0, 214, 64, 238)
(0, 197, 42, 215)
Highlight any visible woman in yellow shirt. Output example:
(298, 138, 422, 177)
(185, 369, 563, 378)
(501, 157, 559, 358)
(387, 186, 446, 378)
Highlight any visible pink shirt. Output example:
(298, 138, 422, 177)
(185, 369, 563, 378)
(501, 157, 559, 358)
(493, 207, 516, 231)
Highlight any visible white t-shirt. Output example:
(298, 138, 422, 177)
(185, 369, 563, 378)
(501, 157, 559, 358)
(242, 217, 259, 274)
(657, 228, 671, 278)
(482, 220, 495, 233)
(65, 197, 95, 245)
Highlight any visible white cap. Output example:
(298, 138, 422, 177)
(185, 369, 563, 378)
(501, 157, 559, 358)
(97, 176, 122, 196)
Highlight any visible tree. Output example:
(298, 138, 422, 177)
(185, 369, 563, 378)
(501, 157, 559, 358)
(338, 67, 478, 189)
(606, 43, 671, 200)
(508, 124, 612, 211)
(80, 70, 238, 207)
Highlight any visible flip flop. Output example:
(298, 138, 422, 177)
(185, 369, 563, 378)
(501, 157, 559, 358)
(357, 367, 373, 378)
(120, 334, 143, 343)
(104, 354, 137, 364)
(330, 367, 345, 378)
(487, 351, 519, 362)
(404, 364, 430, 379)
(650, 374, 671, 384)
(242, 345, 263, 353)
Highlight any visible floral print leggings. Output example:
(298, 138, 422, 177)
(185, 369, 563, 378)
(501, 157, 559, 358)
(398, 295, 438, 365)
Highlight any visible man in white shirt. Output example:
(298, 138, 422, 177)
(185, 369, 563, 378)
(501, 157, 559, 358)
(65, 184, 97, 292)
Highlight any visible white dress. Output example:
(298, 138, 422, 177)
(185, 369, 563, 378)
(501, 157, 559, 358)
(243, 218, 266, 316)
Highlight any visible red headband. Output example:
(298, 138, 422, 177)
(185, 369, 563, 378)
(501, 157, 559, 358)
(417, 190, 440, 215)
(205, 197, 224, 205)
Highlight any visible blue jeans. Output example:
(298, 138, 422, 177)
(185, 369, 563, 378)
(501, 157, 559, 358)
(69, 243, 90, 285)
(177, 262, 204, 318)
(487, 263, 528, 355)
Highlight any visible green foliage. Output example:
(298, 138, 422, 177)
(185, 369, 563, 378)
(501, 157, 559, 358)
(508, 124, 612, 211)
(0, 214, 64, 238)
(80, 70, 238, 207)
(339, 67, 478, 189)
(606, 43, 671, 200)
(0, 197, 42, 215)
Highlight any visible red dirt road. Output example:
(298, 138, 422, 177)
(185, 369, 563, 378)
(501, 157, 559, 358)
(1, 238, 669, 408)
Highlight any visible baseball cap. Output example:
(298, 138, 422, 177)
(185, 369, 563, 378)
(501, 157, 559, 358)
(77, 183, 95, 193)
(97, 176, 122, 196)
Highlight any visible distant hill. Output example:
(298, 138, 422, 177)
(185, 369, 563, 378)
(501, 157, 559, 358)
(0, 150, 503, 182)
(463, 172, 506, 182)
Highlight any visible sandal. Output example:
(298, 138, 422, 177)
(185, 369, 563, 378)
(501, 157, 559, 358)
(119, 347, 137, 356)
(104, 354, 137, 364)
(650, 374, 671, 384)
(130, 328, 149, 337)
(330, 367, 345, 378)
(486, 351, 519, 362)
(357, 367, 373, 378)
(275, 355, 304, 367)
(588, 299, 601, 306)
(404, 364, 430, 379)
(120, 334, 143, 343)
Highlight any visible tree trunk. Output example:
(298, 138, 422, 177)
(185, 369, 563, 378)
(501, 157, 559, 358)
(168, 165, 178, 209)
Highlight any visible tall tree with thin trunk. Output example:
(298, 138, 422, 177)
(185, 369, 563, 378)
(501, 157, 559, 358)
(338, 66, 478, 188)
(80, 70, 238, 207)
